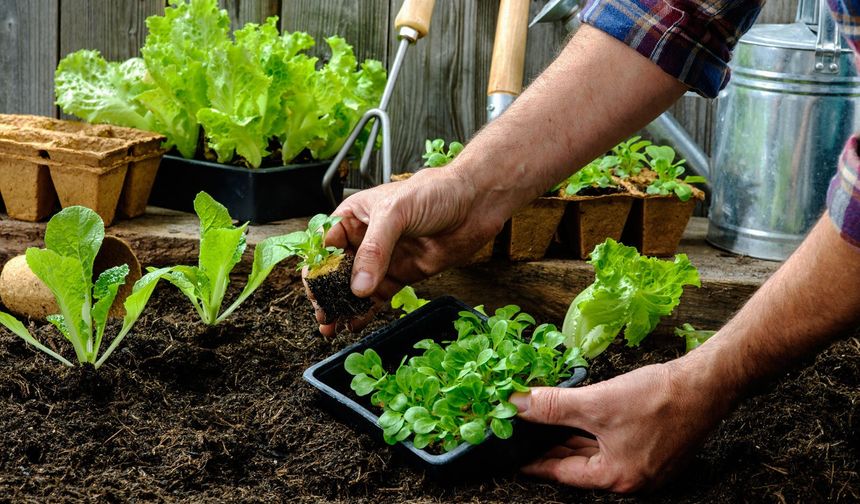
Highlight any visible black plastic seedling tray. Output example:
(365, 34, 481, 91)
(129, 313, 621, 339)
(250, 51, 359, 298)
(148, 155, 343, 223)
(303, 296, 588, 479)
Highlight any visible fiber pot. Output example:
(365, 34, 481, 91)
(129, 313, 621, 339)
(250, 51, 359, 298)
(505, 197, 567, 261)
(0, 115, 166, 225)
(556, 192, 635, 259)
(0, 158, 57, 221)
(622, 193, 703, 256)
(0, 236, 142, 319)
(148, 155, 348, 224)
(303, 296, 588, 479)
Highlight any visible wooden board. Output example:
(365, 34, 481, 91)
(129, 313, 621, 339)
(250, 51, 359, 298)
(220, 0, 281, 28)
(0, 211, 780, 329)
(0, 0, 59, 117)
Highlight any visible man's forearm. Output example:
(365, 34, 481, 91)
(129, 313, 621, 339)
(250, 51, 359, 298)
(681, 215, 860, 407)
(449, 25, 687, 226)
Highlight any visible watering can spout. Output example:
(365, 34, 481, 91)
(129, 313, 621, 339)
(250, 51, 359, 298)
(529, 0, 582, 31)
(645, 112, 710, 182)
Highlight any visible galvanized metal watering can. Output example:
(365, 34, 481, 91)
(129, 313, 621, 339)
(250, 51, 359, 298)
(532, 0, 860, 260)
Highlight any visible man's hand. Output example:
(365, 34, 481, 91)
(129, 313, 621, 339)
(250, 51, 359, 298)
(510, 357, 733, 493)
(311, 166, 506, 336)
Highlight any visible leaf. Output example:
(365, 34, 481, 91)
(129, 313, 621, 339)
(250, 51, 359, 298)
(26, 248, 90, 364)
(489, 401, 518, 419)
(675, 323, 716, 352)
(217, 234, 296, 323)
(491, 418, 513, 439)
(391, 286, 429, 316)
(194, 191, 235, 236)
(91, 264, 130, 355)
(350, 374, 377, 396)
(198, 225, 247, 324)
(344, 352, 371, 375)
(0, 311, 73, 367)
(460, 420, 487, 445)
(44, 206, 104, 285)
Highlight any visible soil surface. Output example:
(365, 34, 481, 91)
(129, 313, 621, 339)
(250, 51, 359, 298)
(0, 276, 857, 503)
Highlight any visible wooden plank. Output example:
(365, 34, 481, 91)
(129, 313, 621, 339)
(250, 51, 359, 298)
(219, 0, 281, 28)
(387, 0, 480, 176)
(759, 0, 799, 24)
(0, 213, 779, 327)
(58, 0, 163, 62)
(281, 0, 390, 188)
(0, 0, 59, 117)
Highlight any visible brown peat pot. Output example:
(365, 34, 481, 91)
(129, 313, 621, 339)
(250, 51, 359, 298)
(555, 179, 637, 259)
(0, 115, 165, 224)
(504, 197, 567, 261)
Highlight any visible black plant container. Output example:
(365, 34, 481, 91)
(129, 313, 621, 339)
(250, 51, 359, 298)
(303, 296, 588, 479)
(148, 155, 345, 223)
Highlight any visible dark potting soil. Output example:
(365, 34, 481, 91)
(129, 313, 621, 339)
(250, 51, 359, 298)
(0, 278, 857, 503)
(305, 253, 374, 325)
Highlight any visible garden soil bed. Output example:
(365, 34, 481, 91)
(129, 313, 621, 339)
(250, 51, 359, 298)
(0, 277, 857, 502)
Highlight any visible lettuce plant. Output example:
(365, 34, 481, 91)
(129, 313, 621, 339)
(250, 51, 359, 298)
(280, 214, 343, 271)
(553, 157, 619, 196)
(609, 135, 652, 178)
(675, 323, 716, 352)
(422, 139, 464, 168)
(0, 207, 167, 368)
(562, 239, 701, 358)
(644, 145, 707, 201)
(346, 306, 586, 451)
(391, 286, 429, 317)
(54, 0, 386, 167)
(159, 192, 296, 324)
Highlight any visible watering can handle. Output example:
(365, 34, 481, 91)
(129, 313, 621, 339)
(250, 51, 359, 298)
(395, 0, 436, 40)
(814, 0, 842, 74)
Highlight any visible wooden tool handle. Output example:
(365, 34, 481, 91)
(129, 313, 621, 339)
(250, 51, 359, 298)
(394, 0, 437, 39)
(487, 0, 531, 96)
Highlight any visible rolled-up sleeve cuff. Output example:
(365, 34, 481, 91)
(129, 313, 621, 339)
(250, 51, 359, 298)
(579, 0, 762, 98)
(827, 136, 860, 248)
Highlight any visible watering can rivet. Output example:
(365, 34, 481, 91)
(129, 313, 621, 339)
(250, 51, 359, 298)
(830, 63, 839, 71)
(815, 62, 824, 70)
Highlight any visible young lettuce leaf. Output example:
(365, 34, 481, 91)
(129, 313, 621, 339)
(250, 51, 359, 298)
(0, 207, 164, 368)
(562, 239, 701, 359)
(159, 192, 299, 325)
(391, 286, 429, 317)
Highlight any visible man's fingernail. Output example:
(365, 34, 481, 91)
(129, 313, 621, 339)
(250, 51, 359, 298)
(510, 392, 530, 413)
(352, 271, 373, 295)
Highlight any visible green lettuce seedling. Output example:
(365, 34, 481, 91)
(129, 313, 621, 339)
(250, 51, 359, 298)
(562, 239, 701, 358)
(0, 207, 168, 368)
(675, 323, 716, 352)
(609, 136, 652, 178)
(345, 305, 587, 451)
(644, 145, 707, 201)
(159, 192, 297, 325)
(280, 214, 344, 271)
(553, 157, 619, 196)
(391, 286, 429, 317)
(422, 138, 465, 168)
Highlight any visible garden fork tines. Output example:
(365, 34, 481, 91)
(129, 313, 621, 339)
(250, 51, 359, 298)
(323, 0, 437, 208)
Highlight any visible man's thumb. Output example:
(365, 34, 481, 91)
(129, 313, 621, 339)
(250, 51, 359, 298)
(510, 387, 593, 429)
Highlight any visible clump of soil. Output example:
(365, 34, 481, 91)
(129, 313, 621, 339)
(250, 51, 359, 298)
(305, 253, 373, 325)
(0, 277, 856, 502)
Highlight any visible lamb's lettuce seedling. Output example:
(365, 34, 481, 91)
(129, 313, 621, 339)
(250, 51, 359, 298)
(562, 239, 701, 358)
(280, 214, 344, 271)
(610, 136, 652, 178)
(159, 192, 297, 325)
(345, 305, 587, 451)
(0, 207, 167, 368)
(422, 138, 464, 168)
(553, 157, 619, 196)
(675, 323, 716, 352)
(644, 145, 707, 202)
(391, 286, 429, 317)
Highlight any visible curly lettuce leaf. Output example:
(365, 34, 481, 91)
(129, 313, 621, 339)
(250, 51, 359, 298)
(55, 50, 155, 131)
(562, 239, 701, 359)
(139, 0, 230, 158)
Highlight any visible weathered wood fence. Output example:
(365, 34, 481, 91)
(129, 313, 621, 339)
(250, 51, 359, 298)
(1, 0, 797, 179)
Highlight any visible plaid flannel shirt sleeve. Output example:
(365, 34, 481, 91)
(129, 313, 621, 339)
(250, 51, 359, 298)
(827, 0, 860, 247)
(579, 0, 764, 98)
